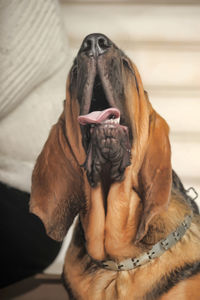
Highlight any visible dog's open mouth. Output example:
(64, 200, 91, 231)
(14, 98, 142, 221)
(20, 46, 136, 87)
(77, 73, 131, 187)
(75, 39, 132, 187)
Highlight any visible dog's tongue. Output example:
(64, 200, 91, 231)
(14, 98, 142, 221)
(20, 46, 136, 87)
(78, 108, 120, 125)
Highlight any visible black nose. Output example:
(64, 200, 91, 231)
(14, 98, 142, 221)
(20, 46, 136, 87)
(80, 33, 111, 57)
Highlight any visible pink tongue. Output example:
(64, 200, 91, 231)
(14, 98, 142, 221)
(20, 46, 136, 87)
(78, 108, 120, 125)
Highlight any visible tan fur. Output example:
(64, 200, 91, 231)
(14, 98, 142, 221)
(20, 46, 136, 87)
(30, 42, 200, 299)
(160, 274, 200, 300)
(64, 196, 200, 299)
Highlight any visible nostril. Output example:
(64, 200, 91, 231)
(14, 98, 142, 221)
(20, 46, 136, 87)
(83, 39, 92, 52)
(98, 37, 109, 50)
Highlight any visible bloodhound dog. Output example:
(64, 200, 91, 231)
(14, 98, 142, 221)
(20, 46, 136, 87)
(30, 34, 200, 300)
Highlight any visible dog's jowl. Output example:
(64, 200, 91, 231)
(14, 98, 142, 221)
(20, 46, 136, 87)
(30, 34, 200, 300)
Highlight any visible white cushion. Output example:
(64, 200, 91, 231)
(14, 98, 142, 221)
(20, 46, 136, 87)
(0, 0, 67, 118)
(0, 0, 71, 192)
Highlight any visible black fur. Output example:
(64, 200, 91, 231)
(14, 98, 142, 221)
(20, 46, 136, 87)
(145, 261, 200, 300)
(62, 273, 77, 300)
(172, 170, 199, 214)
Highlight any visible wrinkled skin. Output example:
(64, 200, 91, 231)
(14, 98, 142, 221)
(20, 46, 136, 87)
(83, 123, 131, 186)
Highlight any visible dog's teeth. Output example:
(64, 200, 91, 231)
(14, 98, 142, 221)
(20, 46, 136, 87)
(101, 117, 120, 125)
(114, 117, 120, 124)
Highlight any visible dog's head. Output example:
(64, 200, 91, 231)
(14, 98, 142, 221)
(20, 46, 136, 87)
(30, 34, 172, 243)
(72, 33, 138, 186)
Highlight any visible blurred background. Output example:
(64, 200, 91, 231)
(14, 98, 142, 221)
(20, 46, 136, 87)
(0, 0, 200, 297)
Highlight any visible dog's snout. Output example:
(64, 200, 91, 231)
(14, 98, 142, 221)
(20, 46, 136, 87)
(80, 33, 110, 58)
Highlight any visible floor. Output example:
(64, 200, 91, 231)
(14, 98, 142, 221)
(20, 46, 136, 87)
(0, 274, 69, 300)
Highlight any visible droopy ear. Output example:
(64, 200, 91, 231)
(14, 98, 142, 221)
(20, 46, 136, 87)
(30, 112, 84, 241)
(136, 110, 172, 242)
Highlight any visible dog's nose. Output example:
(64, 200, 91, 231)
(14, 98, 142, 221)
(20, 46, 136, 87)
(80, 33, 111, 57)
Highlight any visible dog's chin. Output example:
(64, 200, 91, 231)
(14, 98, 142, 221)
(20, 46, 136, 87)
(84, 123, 131, 187)
(78, 74, 131, 187)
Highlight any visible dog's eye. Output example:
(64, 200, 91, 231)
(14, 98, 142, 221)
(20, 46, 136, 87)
(122, 58, 131, 68)
(122, 58, 129, 68)
(122, 58, 134, 74)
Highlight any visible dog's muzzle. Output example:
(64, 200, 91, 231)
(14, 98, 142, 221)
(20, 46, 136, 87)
(74, 33, 132, 186)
